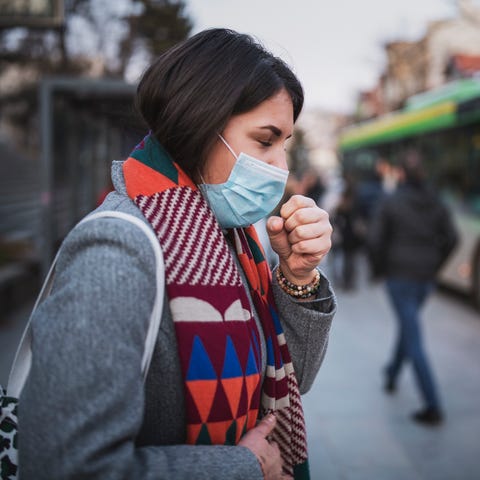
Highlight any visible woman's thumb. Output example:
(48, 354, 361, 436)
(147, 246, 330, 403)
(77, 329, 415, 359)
(266, 216, 290, 257)
(254, 414, 277, 437)
(266, 216, 284, 235)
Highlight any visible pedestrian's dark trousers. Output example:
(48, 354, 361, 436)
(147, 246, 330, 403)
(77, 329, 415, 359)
(385, 277, 441, 409)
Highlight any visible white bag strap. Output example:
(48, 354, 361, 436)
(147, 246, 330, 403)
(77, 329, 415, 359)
(7, 210, 165, 397)
(6, 252, 58, 397)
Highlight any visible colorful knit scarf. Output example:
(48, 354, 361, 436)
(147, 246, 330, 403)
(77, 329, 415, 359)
(123, 134, 309, 478)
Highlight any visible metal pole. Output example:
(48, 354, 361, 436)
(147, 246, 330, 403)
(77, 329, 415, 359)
(40, 80, 53, 279)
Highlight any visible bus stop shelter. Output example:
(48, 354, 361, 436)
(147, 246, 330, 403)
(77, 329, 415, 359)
(39, 77, 137, 276)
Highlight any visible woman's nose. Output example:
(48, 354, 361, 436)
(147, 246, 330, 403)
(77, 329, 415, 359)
(271, 148, 288, 171)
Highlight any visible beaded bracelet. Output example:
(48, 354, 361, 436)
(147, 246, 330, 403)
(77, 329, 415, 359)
(276, 267, 321, 299)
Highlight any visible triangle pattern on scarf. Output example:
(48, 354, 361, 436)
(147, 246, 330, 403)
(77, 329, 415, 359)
(225, 419, 237, 445)
(221, 336, 243, 378)
(206, 419, 233, 445)
(186, 336, 217, 381)
(186, 379, 218, 424)
(235, 414, 247, 444)
(186, 423, 203, 445)
(197, 423, 212, 444)
(219, 378, 243, 421)
(245, 343, 259, 376)
(207, 380, 234, 422)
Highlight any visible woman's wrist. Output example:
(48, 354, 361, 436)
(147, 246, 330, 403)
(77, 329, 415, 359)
(277, 262, 317, 285)
(276, 266, 321, 299)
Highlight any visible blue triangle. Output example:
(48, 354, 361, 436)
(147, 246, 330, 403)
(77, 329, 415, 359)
(269, 305, 284, 336)
(265, 336, 283, 369)
(266, 336, 275, 366)
(251, 330, 261, 362)
(245, 343, 259, 376)
(187, 336, 217, 380)
(222, 336, 243, 378)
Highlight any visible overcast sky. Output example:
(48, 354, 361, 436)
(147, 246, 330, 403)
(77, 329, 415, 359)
(185, 0, 472, 113)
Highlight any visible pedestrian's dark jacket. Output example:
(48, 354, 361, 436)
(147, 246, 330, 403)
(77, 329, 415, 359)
(367, 181, 458, 281)
(333, 201, 364, 251)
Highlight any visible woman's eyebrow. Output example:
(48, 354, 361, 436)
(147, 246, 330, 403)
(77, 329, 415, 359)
(259, 125, 292, 138)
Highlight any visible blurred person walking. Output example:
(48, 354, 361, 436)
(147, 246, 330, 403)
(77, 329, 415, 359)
(332, 179, 364, 291)
(299, 168, 326, 206)
(367, 150, 457, 426)
(14, 29, 336, 480)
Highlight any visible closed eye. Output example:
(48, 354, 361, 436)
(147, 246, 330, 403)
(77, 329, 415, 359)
(259, 140, 272, 147)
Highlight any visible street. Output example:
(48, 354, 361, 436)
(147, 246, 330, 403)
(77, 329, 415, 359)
(304, 258, 480, 480)
(1, 259, 480, 479)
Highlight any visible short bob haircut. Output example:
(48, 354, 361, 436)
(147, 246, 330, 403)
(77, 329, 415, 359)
(136, 28, 304, 179)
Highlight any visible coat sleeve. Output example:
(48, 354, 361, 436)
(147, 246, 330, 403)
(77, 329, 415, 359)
(272, 267, 336, 394)
(435, 202, 458, 270)
(18, 215, 262, 480)
(366, 198, 391, 278)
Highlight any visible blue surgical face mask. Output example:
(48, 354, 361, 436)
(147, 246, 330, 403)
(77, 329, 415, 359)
(198, 135, 289, 228)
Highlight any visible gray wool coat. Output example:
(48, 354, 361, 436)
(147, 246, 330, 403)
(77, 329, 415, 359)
(18, 161, 336, 480)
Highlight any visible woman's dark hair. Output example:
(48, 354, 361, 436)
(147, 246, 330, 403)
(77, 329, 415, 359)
(135, 28, 304, 178)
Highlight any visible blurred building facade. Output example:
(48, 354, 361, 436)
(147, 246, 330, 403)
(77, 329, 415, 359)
(296, 110, 347, 173)
(356, 0, 480, 119)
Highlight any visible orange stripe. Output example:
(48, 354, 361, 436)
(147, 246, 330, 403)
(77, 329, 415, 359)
(123, 158, 176, 196)
(123, 157, 197, 197)
(244, 225, 272, 296)
(238, 252, 260, 292)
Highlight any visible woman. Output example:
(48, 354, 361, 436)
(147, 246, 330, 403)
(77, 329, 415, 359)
(19, 29, 336, 479)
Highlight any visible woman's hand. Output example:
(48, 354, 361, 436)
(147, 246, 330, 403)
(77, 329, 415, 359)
(238, 415, 292, 479)
(267, 195, 332, 284)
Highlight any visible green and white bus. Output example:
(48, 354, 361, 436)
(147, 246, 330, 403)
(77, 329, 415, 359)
(339, 78, 480, 308)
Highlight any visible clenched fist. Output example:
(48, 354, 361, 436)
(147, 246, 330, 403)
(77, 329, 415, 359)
(267, 195, 332, 284)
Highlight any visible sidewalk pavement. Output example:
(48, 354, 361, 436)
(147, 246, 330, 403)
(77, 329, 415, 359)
(304, 272, 480, 480)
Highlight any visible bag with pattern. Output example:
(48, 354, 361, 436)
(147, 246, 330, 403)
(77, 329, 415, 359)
(0, 391, 17, 479)
(0, 211, 164, 480)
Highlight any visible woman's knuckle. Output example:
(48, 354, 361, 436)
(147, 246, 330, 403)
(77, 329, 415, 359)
(295, 224, 308, 239)
(287, 232, 297, 244)
(284, 218, 295, 232)
(291, 194, 303, 205)
(294, 209, 308, 224)
(295, 241, 307, 253)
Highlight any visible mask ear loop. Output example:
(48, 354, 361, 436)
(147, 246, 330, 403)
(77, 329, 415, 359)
(218, 134, 238, 160)
(198, 134, 237, 186)
(197, 170, 207, 184)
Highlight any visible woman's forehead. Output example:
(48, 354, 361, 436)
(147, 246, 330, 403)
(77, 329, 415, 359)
(227, 90, 294, 135)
